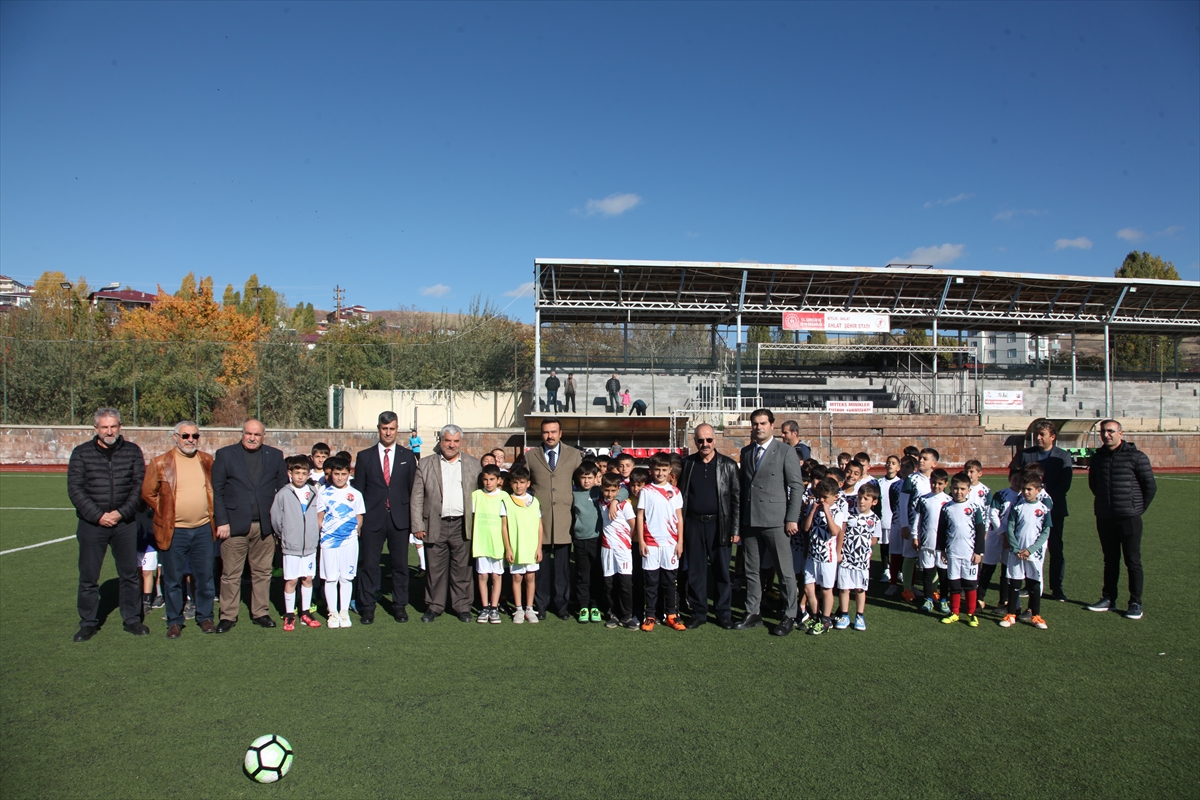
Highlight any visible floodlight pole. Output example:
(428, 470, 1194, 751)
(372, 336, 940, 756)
(1071, 331, 1077, 394)
(1103, 324, 1111, 417)
(931, 318, 938, 411)
(533, 263, 541, 412)
(734, 270, 747, 411)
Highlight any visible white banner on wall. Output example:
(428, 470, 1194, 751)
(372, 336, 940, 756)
(826, 400, 874, 413)
(983, 390, 1024, 410)
(781, 311, 890, 332)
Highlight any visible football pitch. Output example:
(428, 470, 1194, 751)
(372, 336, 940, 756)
(1, 473, 1197, 799)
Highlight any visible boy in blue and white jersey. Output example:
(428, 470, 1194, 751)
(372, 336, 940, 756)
(937, 473, 987, 627)
(835, 483, 880, 631)
(802, 477, 846, 635)
(979, 468, 1023, 613)
(1000, 476, 1052, 630)
(911, 468, 951, 614)
(315, 456, 364, 629)
(876, 455, 902, 590)
(898, 448, 938, 600)
(884, 455, 912, 596)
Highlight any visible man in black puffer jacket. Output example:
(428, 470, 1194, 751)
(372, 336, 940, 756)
(66, 407, 148, 641)
(1087, 419, 1157, 621)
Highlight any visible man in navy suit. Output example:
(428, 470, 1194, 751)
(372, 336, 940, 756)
(353, 411, 416, 624)
(212, 419, 288, 633)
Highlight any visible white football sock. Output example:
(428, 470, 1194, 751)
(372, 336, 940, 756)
(325, 582, 339, 616)
(339, 579, 353, 614)
(284, 591, 296, 615)
(300, 584, 313, 611)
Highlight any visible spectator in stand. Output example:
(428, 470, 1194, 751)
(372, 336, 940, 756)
(1087, 420, 1156, 620)
(629, 398, 647, 416)
(1016, 420, 1073, 601)
(409, 428, 423, 461)
(563, 372, 577, 413)
(545, 370, 561, 413)
(620, 390, 632, 413)
(606, 373, 621, 414)
(610, 440, 623, 458)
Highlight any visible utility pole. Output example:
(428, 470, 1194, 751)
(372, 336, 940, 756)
(333, 285, 345, 326)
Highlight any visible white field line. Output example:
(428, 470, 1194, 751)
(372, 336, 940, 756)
(1, 535, 75, 556)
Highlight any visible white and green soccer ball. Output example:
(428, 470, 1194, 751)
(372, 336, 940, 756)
(244, 735, 293, 783)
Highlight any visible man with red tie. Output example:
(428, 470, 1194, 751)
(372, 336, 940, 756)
(352, 411, 416, 624)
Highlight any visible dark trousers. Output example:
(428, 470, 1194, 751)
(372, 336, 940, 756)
(644, 568, 678, 617)
(546, 390, 558, 412)
(563, 393, 576, 413)
(535, 543, 571, 613)
(1046, 515, 1066, 594)
(608, 390, 620, 413)
(424, 518, 472, 615)
(684, 517, 733, 621)
(358, 518, 410, 616)
(606, 574, 633, 621)
(573, 537, 601, 609)
(1097, 515, 1143, 605)
(76, 519, 140, 628)
(162, 524, 214, 627)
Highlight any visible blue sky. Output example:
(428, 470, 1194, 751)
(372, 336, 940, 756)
(2, 1, 1197, 322)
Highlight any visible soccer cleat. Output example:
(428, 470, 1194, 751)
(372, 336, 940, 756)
(512, 608, 525, 624)
(590, 607, 602, 623)
(1018, 609, 1033, 623)
(921, 598, 935, 613)
(884, 584, 900, 597)
(938, 599, 951, 615)
(666, 614, 687, 631)
(799, 610, 812, 626)
(999, 614, 1016, 628)
(641, 616, 656, 632)
(853, 614, 866, 631)
(327, 613, 341, 629)
(299, 612, 321, 628)
(526, 608, 539, 624)
(1125, 602, 1143, 620)
(489, 607, 501, 624)
(309, 603, 318, 616)
(623, 617, 640, 630)
(1031, 615, 1048, 629)
(578, 608, 590, 624)
(283, 614, 295, 632)
(478, 607, 491, 624)
(881, 567, 891, 582)
(340, 613, 352, 628)
(1087, 597, 1115, 612)
(605, 617, 619, 629)
(976, 599, 987, 610)
(184, 602, 196, 620)
(900, 589, 916, 602)
(151, 594, 166, 609)
(834, 614, 850, 630)
(941, 613, 959, 625)
(967, 614, 979, 627)
(911, 587, 925, 599)
(272, 567, 283, 578)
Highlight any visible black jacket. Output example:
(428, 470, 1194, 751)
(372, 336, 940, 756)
(677, 451, 741, 545)
(211, 443, 287, 537)
(1017, 445, 1073, 518)
(67, 435, 145, 525)
(352, 443, 416, 533)
(545, 375, 560, 392)
(605, 377, 620, 394)
(1089, 440, 1157, 519)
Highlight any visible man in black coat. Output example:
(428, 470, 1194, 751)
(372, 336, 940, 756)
(1016, 419, 1073, 601)
(211, 419, 287, 632)
(1087, 420, 1157, 620)
(66, 408, 148, 641)
(678, 423, 740, 629)
(352, 411, 416, 624)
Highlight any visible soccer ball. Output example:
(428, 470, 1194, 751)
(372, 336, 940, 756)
(244, 734, 293, 783)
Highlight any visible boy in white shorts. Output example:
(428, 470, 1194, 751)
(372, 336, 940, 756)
(898, 448, 938, 601)
(911, 468, 951, 615)
(836, 483, 880, 631)
(271, 455, 322, 631)
(1000, 476, 1051, 630)
(637, 454, 686, 632)
(936, 472, 987, 627)
(503, 466, 543, 623)
(876, 455, 901, 591)
(471, 465, 507, 624)
(980, 467, 1022, 613)
(598, 472, 638, 629)
(137, 519, 160, 618)
(803, 477, 846, 635)
(315, 456, 363, 629)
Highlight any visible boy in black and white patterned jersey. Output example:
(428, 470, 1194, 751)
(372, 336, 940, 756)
(937, 472, 988, 627)
(835, 483, 881, 631)
(802, 477, 847, 635)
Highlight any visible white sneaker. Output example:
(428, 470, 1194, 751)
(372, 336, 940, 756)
(526, 608, 540, 624)
(881, 568, 891, 582)
(340, 612, 352, 628)
(513, 608, 525, 624)
(327, 613, 341, 629)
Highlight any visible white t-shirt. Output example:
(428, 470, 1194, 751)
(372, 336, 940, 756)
(600, 499, 635, 554)
(317, 484, 365, 548)
(291, 484, 316, 512)
(638, 483, 682, 547)
(440, 456, 464, 517)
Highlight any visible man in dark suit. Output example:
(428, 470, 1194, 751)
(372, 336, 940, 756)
(411, 424, 482, 622)
(212, 419, 287, 633)
(526, 417, 583, 619)
(736, 408, 805, 636)
(678, 423, 740, 629)
(352, 411, 416, 624)
(1016, 419, 1074, 601)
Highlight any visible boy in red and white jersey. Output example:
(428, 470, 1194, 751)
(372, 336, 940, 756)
(636, 453, 685, 632)
(598, 472, 637, 629)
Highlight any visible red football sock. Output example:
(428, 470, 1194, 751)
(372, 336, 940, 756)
(950, 594, 961, 615)
(966, 590, 978, 615)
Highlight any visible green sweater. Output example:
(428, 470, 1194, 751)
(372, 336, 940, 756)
(572, 487, 601, 540)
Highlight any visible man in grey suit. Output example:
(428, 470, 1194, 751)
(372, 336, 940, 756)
(411, 425, 482, 623)
(735, 408, 805, 636)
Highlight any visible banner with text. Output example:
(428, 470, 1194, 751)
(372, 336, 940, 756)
(983, 390, 1024, 410)
(782, 311, 890, 332)
(826, 400, 875, 413)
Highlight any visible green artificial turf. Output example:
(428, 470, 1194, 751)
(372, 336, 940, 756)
(1, 473, 1197, 799)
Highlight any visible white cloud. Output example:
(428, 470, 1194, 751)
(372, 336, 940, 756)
(924, 192, 974, 209)
(583, 193, 642, 217)
(504, 282, 536, 298)
(421, 283, 451, 297)
(1117, 228, 1143, 242)
(993, 208, 1042, 221)
(1054, 237, 1093, 251)
(891, 243, 966, 266)
(1156, 225, 1185, 236)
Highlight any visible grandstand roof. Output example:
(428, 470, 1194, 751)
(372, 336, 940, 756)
(533, 259, 1200, 334)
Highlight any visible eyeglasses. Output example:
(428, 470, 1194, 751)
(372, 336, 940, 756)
(695, 437, 714, 444)
(176, 432, 200, 440)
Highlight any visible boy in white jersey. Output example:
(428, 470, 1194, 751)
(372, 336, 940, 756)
(842, 462, 864, 515)
(899, 447, 939, 601)
(1000, 476, 1051, 630)
(979, 468, 1023, 613)
(884, 455, 912, 596)
(598, 473, 638, 629)
(911, 468, 951, 615)
(937, 473, 987, 627)
(308, 443, 330, 485)
(803, 477, 846, 635)
(876, 455, 901, 590)
(637, 454, 686, 632)
(964, 460, 990, 510)
(471, 465, 508, 624)
(835, 483, 880, 631)
(271, 455, 323, 631)
(315, 456, 364, 628)
(502, 466, 544, 624)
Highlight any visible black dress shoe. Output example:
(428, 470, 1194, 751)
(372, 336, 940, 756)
(717, 617, 736, 630)
(772, 616, 796, 637)
(537, 609, 547, 621)
(394, 611, 409, 623)
(215, 619, 237, 634)
(557, 611, 571, 621)
(1052, 592, 1069, 603)
(123, 622, 151, 636)
(167, 624, 183, 639)
(360, 614, 374, 625)
(457, 612, 473, 623)
(685, 616, 707, 629)
(73, 626, 97, 642)
(733, 614, 763, 630)
(421, 610, 439, 623)
(252, 615, 277, 628)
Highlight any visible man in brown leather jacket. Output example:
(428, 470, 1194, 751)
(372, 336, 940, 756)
(142, 420, 216, 638)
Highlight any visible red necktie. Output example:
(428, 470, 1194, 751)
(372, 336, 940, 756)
(383, 448, 391, 509)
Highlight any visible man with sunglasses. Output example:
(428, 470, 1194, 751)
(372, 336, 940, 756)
(678, 424, 740, 628)
(142, 421, 216, 638)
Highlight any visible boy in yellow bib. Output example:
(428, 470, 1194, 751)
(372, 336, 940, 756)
(472, 464, 508, 624)
(503, 465, 544, 623)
